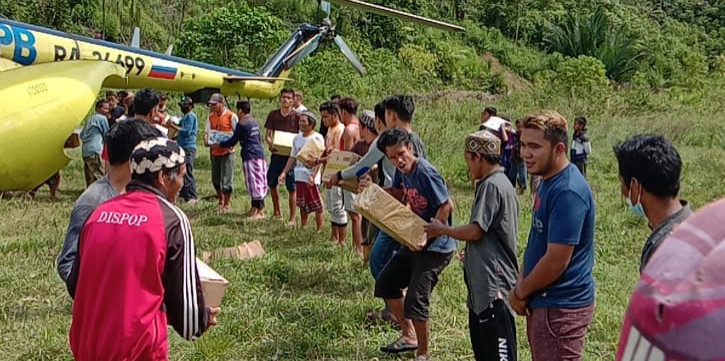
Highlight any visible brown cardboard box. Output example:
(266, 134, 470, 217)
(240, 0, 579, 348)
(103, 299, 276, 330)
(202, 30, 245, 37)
(353, 184, 428, 249)
(64, 128, 82, 148)
(201, 240, 266, 262)
(338, 178, 360, 193)
(337, 163, 378, 194)
(196, 258, 229, 308)
(296, 139, 325, 168)
(322, 150, 361, 182)
(271, 131, 297, 156)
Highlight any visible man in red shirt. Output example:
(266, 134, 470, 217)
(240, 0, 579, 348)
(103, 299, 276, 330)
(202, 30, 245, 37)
(67, 137, 220, 361)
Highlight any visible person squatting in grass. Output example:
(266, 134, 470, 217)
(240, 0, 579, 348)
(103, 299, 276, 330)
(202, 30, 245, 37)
(361, 128, 456, 361)
(613, 134, 692, 273)
(67, 137, 220, 361)
(57, 119, 161, 285)
(510, 110, 596, 361)
(279, 111, 326, 231)
(264, 88, 300, 223)
(204, 93, 238, 213)
(217, 100, 269, 220)
(425, 130, 520, 361)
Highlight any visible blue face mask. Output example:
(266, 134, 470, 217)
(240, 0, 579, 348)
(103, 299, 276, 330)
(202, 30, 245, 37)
(626, 181, 646, 217)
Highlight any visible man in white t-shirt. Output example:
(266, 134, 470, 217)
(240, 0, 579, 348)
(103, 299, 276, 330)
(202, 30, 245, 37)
(279, 112, 325, 231)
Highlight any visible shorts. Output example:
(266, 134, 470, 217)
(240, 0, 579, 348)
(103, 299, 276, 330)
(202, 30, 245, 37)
(469, 300, 517, 361)
(296, 182, 324, 213)
(326, 186, 348, 225)
(343, 190, 357, 213)
(243, 158, 268, 200)
(374, 248, 453, 321)
(267, 154, 296, 192)
(526, 304, 595, 361)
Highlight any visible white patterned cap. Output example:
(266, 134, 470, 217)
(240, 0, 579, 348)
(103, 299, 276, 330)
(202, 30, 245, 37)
(465, 130, 500, 155)
(130, 137, 186, 175)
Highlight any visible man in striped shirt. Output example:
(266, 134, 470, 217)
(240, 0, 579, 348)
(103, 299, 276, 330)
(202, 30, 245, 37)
(67, 137, 220, 361)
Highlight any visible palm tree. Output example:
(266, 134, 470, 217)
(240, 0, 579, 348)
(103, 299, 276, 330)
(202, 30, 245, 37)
(544, 7, 647, 82)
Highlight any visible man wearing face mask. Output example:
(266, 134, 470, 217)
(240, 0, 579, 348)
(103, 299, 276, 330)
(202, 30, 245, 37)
(613, 134, 691, 273)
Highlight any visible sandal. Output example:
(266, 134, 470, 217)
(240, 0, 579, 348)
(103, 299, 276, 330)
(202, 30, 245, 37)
(380, 337, 418, 354)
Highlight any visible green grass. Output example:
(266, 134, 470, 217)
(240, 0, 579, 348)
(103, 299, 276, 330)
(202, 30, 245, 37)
(1, 97, 723, 361)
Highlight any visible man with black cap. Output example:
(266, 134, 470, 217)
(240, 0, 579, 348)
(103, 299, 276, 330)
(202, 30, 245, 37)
(173, 96, 198, 204)
(67, 137, 220, 361)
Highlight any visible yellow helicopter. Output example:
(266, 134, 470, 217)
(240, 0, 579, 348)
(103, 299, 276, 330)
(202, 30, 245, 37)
(0, 0, 463, 191)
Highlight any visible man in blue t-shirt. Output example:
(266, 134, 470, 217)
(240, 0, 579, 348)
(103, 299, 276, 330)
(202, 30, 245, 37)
(174, 96, 198, 203)
(509, 110, 596, 361)
(80, 99, 110, 187)
(363, 128, 456, 361)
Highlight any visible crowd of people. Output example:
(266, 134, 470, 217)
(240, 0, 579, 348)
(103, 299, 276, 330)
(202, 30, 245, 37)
(49, 86, 721, 361)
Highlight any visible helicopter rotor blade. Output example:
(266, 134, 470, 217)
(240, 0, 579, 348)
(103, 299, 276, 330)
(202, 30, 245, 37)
(283, 33, 323, 69)
(328, 0, 465, 32)
(320, 1, 331, 16)
(334, 35, 366, 76)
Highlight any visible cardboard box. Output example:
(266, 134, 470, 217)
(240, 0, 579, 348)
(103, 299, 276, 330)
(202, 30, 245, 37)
(196, 258, 229, 308)
(338, 178, 360, 193)
(207, 130, 233, 145)
(271, 131, 297, 156)
(296, 139, 325, 168)
(322, 150, 362, 182)
(201, 240, 265, 262)
(353, 184, 428, 249)
(64, 128, 82, 148)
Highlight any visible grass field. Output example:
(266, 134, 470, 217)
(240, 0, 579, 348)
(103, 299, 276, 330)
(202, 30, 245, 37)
(1, 96, 723, 360)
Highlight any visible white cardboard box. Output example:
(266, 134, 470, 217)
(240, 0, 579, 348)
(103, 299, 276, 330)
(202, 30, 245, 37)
(196, 258, 229, 308)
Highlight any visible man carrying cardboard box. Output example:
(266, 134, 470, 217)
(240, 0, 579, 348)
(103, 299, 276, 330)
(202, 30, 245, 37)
(265, 88, 300, 223)
(318, 101, 348, 244)
(67, 137, 220, 361)
(361, 128, 456, 361)
(204, 93, 238, 213)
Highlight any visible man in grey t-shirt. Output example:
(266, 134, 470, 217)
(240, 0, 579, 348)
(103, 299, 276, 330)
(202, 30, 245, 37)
(57, 120, 160, 288)
(426, 130, 519, 361)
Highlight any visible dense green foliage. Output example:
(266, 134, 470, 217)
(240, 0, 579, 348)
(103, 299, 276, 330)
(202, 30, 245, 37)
(3, 0, 723, 99)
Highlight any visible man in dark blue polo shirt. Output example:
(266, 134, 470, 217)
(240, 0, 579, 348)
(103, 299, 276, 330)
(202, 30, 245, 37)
(510, 110, 596, 361)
